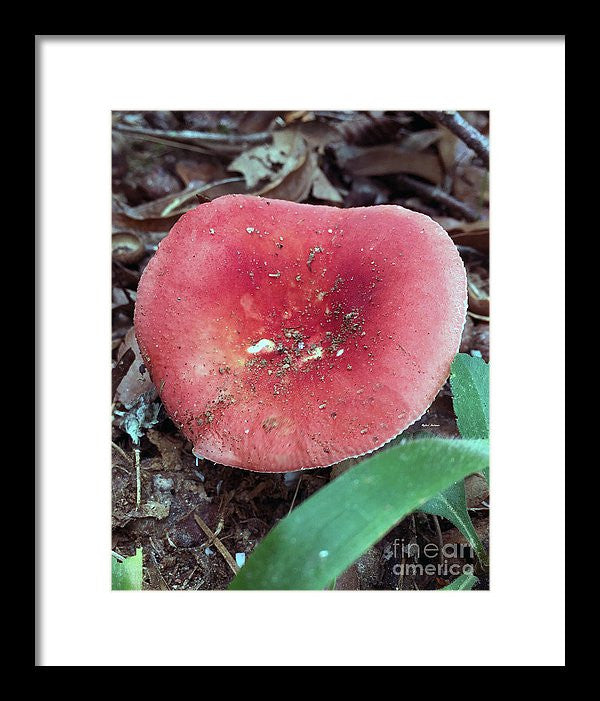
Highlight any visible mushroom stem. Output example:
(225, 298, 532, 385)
(135, 446, 141, 509)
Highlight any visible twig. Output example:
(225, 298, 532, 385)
(288, 476, 302, 515)
(431, 514, 444, 566)
(396, 174, 480, 222)
(149, 549, 171, 590)
(113, 130, 218, 156)
(113, 463, 131, 477)
(111, 441, 133, 466)
(397, 198, 441, 220)
(113, 123, 272, 147)
(419, 111, 489, 168)
(194, 512, 239, 576)
(181, 565, 199, 589)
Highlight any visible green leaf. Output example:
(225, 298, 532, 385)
(420, 480, 488, 567)
(112, 548, 143, 590)
(450, 353, 489, 440)
(229, 438, 489, 590)
(442, 572, 478, 590)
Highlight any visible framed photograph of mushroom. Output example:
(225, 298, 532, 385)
(112, 110, 490, 591)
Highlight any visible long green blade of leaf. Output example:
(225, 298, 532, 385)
(229, 438, 489, 590)
(442, 572, 478, 590)
(420, 480, 488, 566)
(450, 353, 489, 440)
(112, 547, 143, 590)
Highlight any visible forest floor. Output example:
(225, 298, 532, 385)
(112, 110, 489, 590)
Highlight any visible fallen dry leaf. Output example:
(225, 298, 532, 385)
(284, 110, 313, 124)
(230, 127, 343, 203)
(400, 128, 443, 152)
(115, 328, 155, 407)
(112, 179, 249, 233)
(437, 126, 475, 174)
(336, 114, 407, 146)
(296, 120, 342, 150)
(468, 275, 490, 317)
(175, 159, 226, 186)
(146, 429, 186, 471)
(311, 167, 343, 203)
(435, 217, 489, 253)
(453, 164, 489, 209)
(112, 347, 135, 401)
(139, 500, 170, 520)
(336, 143, 444, 185)
(228, 128, 307, 189)
(257, 149, 316, 201)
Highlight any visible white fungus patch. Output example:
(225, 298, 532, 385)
(300, 346, 324, 363)
(247, 338, 276, 354)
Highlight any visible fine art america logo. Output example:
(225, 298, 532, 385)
(386, 538, 475, 577)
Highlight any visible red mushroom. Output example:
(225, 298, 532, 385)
(134, 194, 467, 472)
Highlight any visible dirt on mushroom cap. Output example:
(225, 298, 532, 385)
(134, 194, 467, 472)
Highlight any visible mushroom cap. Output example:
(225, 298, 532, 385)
(134, 194, 467, 472)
